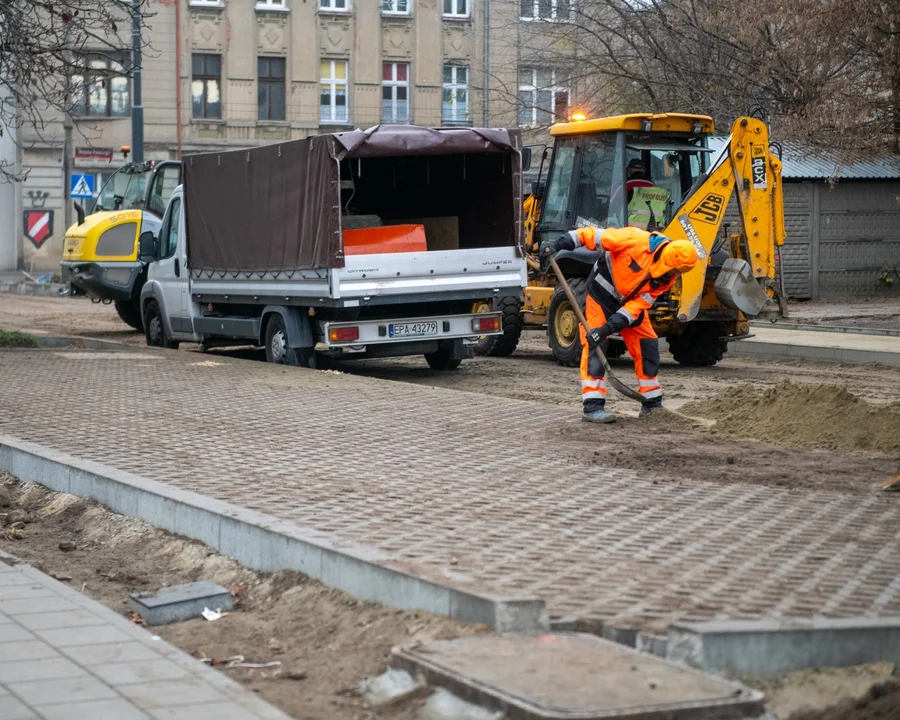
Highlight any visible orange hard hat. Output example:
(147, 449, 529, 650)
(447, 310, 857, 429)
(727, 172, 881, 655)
(649, 238, 699, 278)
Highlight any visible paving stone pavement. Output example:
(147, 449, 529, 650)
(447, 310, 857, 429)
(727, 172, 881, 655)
(2, 348, 900, 632)
(0, 551, 290, 720)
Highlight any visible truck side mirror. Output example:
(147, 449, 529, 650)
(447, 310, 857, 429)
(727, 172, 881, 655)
(521, 147, 533, 172)
(138, 231, 157, 262)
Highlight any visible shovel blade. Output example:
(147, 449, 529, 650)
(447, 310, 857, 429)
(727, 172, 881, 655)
(714, 258, 768, 317)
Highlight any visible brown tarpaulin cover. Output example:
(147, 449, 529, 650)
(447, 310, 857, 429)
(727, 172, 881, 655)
(184, 125, 522, 273)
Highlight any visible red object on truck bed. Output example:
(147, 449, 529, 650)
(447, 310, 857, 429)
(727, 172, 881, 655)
(343, 224, 428, 255)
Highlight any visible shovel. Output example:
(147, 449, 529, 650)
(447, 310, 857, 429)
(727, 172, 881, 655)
(548, 256, 644, 404)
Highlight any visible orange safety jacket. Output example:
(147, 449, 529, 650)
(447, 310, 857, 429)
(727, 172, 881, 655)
(569, 226, 675, 327)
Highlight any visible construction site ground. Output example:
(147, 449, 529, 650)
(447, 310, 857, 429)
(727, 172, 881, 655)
(2, 472, 898, 720)
(1, 293, 900, 720)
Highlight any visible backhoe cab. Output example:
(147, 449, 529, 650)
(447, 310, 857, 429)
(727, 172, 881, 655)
(61, 160, 182, 331)
(479, 112, 786, 366)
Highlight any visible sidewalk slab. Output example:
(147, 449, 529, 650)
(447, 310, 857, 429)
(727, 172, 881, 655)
(732, 326, 900, 366)
(0, 552, 291, 720)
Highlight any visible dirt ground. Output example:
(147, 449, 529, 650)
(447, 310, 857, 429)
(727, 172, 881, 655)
(0, 472, 485, 720)
(2, 293, 900, 494)
(1, 472, 897, 720)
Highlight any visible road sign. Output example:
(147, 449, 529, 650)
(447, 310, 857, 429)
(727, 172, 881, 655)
(24, 210, 54, 248)
(70, 174, 95, 199)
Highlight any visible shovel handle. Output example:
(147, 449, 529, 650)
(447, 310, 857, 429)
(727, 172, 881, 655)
(548, 256, 645, 404)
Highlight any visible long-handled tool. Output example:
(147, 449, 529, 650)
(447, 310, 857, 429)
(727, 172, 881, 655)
(548, 256, 644, 403)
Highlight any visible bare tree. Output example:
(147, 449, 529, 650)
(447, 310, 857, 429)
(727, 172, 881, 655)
(495, 0, 899, 155)
(0, 0, 151, 179)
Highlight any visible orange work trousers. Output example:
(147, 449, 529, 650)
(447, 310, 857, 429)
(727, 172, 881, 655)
(579, 295, 662, 411)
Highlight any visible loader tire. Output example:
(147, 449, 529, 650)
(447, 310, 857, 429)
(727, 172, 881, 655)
(667, 323, 728, 367)
(114, 299, 143, 331)
(548, 278, 588, 367)
(473, 296, 523, 357)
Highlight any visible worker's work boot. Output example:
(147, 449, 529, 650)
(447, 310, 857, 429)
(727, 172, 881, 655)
(639, 399, 663, 418)
(583, 408, 617, 424)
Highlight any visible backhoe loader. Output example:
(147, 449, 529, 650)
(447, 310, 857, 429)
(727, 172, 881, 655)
(60, 160, 182, 330)
(475, 113, 787, 366)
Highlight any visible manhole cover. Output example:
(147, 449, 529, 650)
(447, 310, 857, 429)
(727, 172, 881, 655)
(392, 633, 764, 719)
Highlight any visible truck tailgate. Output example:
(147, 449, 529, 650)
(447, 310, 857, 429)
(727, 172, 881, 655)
(332, 247, 524, 299)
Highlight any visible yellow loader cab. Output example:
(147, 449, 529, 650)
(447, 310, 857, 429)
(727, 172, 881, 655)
(61, 161, 182, 330)
(477, 111, 786, 366)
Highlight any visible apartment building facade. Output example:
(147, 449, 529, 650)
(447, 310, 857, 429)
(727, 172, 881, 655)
(17, 0, 579, 271)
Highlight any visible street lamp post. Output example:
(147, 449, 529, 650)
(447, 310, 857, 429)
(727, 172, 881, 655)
(131, 0, 144, 163)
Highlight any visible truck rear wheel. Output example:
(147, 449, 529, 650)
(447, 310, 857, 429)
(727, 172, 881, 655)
(667, 323, 728, 366)
(264, 314, 302, 366)
(548, 279, 587, 367)
(473, 296, 523, 357)
(114, 299, 143, 331)
(143, 300, 179, 350)
(424, 345, 462, 371)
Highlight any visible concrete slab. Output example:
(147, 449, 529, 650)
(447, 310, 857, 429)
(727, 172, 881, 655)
(392, 633, 765, 720)
(731, 326, 900, 366)
(129, 581, 232, 626)
(667, 617, 900, 676)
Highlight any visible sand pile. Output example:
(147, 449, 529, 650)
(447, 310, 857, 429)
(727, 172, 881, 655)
(683, 381, 900, 455)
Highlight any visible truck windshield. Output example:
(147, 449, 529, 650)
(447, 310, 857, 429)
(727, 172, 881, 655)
(94, 166, 151, 213)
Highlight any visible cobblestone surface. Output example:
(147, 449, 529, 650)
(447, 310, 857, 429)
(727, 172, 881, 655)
(2, 348, 900, 632)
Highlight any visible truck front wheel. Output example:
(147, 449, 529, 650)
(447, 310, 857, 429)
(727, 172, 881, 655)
(667, 323, 728, 366)
(143, 300, 179, 350)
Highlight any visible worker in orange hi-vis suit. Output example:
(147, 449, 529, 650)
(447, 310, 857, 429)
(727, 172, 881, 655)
(541, 226, 699, 423)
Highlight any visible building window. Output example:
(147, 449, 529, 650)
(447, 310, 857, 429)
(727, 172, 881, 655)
(70, 53, 130, 118)
(520, 0, 572, 21)
(442, 0, 467, 17)
(256, 0, 286, 7)
(442, 65, 468, 126)
(320, 0, 348, 10)
(382, 63, 409, 123)
(258, 57, 286, 121)
(518, 68, 568, 128)
(189, 0, 224, 6)
(191, 54, 222, 119)
(320, 60, 349, 123)
(381, 0, 409, 13)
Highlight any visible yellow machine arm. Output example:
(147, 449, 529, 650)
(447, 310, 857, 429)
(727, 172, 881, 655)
(663, 117, 786, 322)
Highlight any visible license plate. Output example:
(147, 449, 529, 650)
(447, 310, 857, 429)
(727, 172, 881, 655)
(389, 321, 438, 338)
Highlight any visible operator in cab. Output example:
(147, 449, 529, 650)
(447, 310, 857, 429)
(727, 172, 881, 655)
(541, 227, 699, 423)
(626, 158, 670, 231)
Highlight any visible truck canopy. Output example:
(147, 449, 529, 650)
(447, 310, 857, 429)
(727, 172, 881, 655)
(183, 125, 523, 274)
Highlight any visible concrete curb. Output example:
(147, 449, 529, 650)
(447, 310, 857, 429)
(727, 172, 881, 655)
(730, 339, 900, 367)
(753, 322, 900, 338)
(0, 282, 66, 297)
(33, 336, 143, 352)
(667, 618, 900, 675)
(0, 435, 548, 634)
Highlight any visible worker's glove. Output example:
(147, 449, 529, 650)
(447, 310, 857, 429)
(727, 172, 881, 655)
(586, 313, 630, 349)
(540, 233, 577, 260)
(585, 326, 611, 349)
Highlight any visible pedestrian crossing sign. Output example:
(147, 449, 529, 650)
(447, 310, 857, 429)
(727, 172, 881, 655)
(70, 174, 95, 199)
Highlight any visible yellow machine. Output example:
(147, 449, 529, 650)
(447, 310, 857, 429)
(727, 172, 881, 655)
(61, 161, 182, 329)
(477, 112, 787, 366)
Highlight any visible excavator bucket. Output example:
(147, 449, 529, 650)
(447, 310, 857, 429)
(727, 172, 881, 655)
(714, 258, 768, 317)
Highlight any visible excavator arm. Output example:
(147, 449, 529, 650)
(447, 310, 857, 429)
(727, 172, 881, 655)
(662, 117, 786, 323)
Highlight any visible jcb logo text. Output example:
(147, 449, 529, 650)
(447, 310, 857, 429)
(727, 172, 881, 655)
(689, 193, 725, 225)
